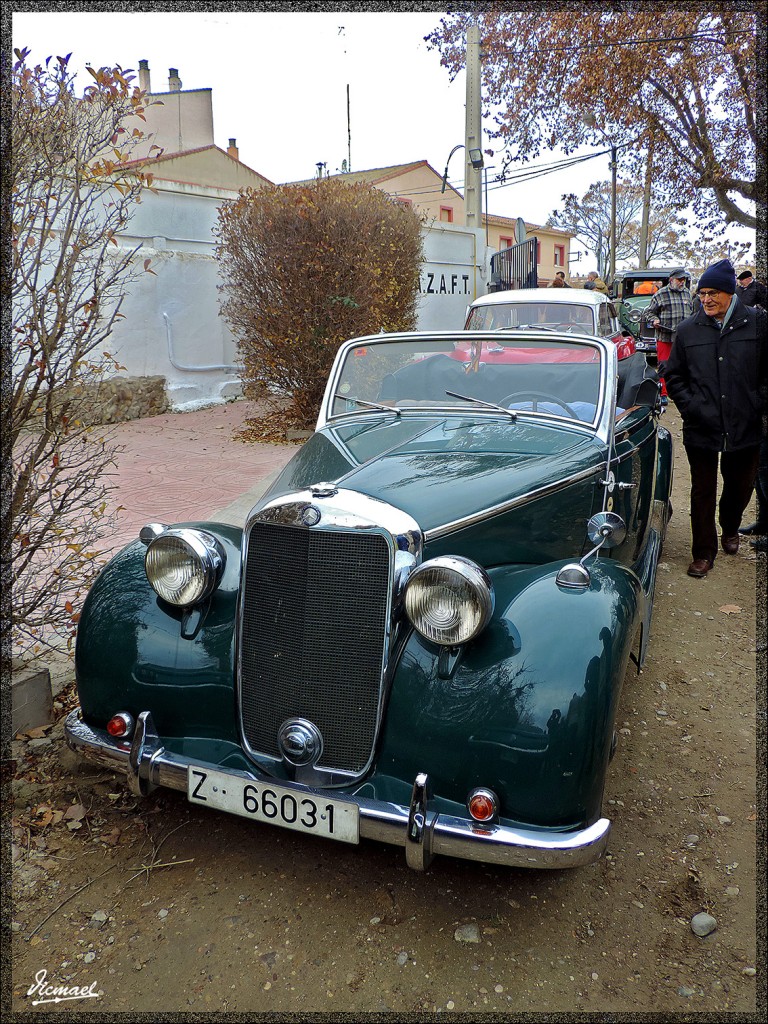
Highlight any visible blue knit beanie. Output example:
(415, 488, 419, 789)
(697, 259, 736, 294)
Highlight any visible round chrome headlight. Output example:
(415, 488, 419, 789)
(404, 556, 494, 646)
(144, 528, 224, 607)
(626, 307, 643, 324)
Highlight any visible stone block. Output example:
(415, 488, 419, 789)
(11, 664, 54, 735)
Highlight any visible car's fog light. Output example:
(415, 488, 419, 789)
(106, 712, 135, 739)
(145, 528, 225, 606)
(404, 556, 494, 646)
(467, 788, 498, 822)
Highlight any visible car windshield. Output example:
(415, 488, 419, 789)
(330, 336, 604, 426)
(622, 280, 665, 297)
(465, 302, 596, 334)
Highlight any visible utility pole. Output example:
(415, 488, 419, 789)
(464, 23, 482, 229)
(609, 143, 617, 285)
(638, 139, 654, 269)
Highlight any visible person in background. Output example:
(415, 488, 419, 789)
(549, 270, 571, 288)
(664, 259, 767, 578)
(642, 270, 693, 405)
(584, 271, 608, 294)
(736, 269, 767, 309)
(738, 433, 768, 552)
(634, 280, 659, 295)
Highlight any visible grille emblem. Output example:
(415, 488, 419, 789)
(301, 505, 321, 526)
(278, 719, 324, 767)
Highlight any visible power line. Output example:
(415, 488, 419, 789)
(385, 148, 613, 202)
(498, 28, 754, 55)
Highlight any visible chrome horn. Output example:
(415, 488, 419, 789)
(556, 513, 627, 590)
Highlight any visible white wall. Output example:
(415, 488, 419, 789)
(108, 182, 242, 409)
(417, 223, 491, 331)
(106, 188, 493, 409)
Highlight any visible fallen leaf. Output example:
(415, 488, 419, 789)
(719, 604, 742, 615)
(22, 726, 52, 739)
(63, 803, 86, 821)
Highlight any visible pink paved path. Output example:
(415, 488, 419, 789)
(102, 400, 298, 554)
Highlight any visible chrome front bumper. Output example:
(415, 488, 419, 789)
(65, 711, 610, 871)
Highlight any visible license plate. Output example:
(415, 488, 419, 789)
(187, 767, 359, 844)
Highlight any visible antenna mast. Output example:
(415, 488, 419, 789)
(347, 84, 351, 173)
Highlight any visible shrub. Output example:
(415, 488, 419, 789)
(215, 178, 424, 432)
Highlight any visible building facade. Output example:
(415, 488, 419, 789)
(94, 64, 570, 410)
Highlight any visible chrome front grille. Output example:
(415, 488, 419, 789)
(239, 520, 392, 775)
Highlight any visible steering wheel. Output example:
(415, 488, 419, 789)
(500, 390, 578, 418)
(555, 322, 590, 334)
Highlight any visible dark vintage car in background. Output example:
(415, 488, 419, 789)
(464, 287, 637, 361)
(66, 330, 672, 872)
(611, 268, 692, 357)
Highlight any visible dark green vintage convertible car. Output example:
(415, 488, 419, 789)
(66, 330, 672, 871)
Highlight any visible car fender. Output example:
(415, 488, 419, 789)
(378, 559, 643, 829)
(75, 524, 243, 741)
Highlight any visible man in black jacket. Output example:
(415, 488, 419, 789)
(737, 270, 767, 309)
(665, 259, 767, 578)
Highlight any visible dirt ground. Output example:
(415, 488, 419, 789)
(7, 405, 764, 1018)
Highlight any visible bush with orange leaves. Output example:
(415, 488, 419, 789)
(215, 178, 424, 432)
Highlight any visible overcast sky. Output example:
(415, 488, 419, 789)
(12, 7, 755, 265)
(12, 10, 617, 228)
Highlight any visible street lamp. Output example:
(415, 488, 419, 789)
(582, 114, 617, 286)
(441, 144, 484, 193)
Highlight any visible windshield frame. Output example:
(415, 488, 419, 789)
(465, 301, 598, 333)
(318, 331, 617, 444)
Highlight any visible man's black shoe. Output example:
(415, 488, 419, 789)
(739, 521, 768, 536)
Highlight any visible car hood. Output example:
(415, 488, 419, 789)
(258, 413, 604, 536)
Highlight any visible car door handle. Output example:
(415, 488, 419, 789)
(600, 478, 637, 491)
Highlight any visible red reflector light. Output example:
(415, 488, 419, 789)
(106, 713, 134, 739)
(467, 788, 498, 822)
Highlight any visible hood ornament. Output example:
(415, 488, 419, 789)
(310, 482, 338, 498)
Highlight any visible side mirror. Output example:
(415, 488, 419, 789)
(587, 512, 627, 549)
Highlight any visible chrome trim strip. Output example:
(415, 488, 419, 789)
(424, 464, 603, 542)
(318, 331, 615, 443)
(65, 712, 611, 871)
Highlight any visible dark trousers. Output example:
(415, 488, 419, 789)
(684, 445, 761, 562)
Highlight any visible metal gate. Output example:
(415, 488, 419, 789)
(490, 238, 538, 292)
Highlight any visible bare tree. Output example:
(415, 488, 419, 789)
(7, 50, 157, 658)
(548, 181, 647, 277)
(548, 178, 750, 274)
